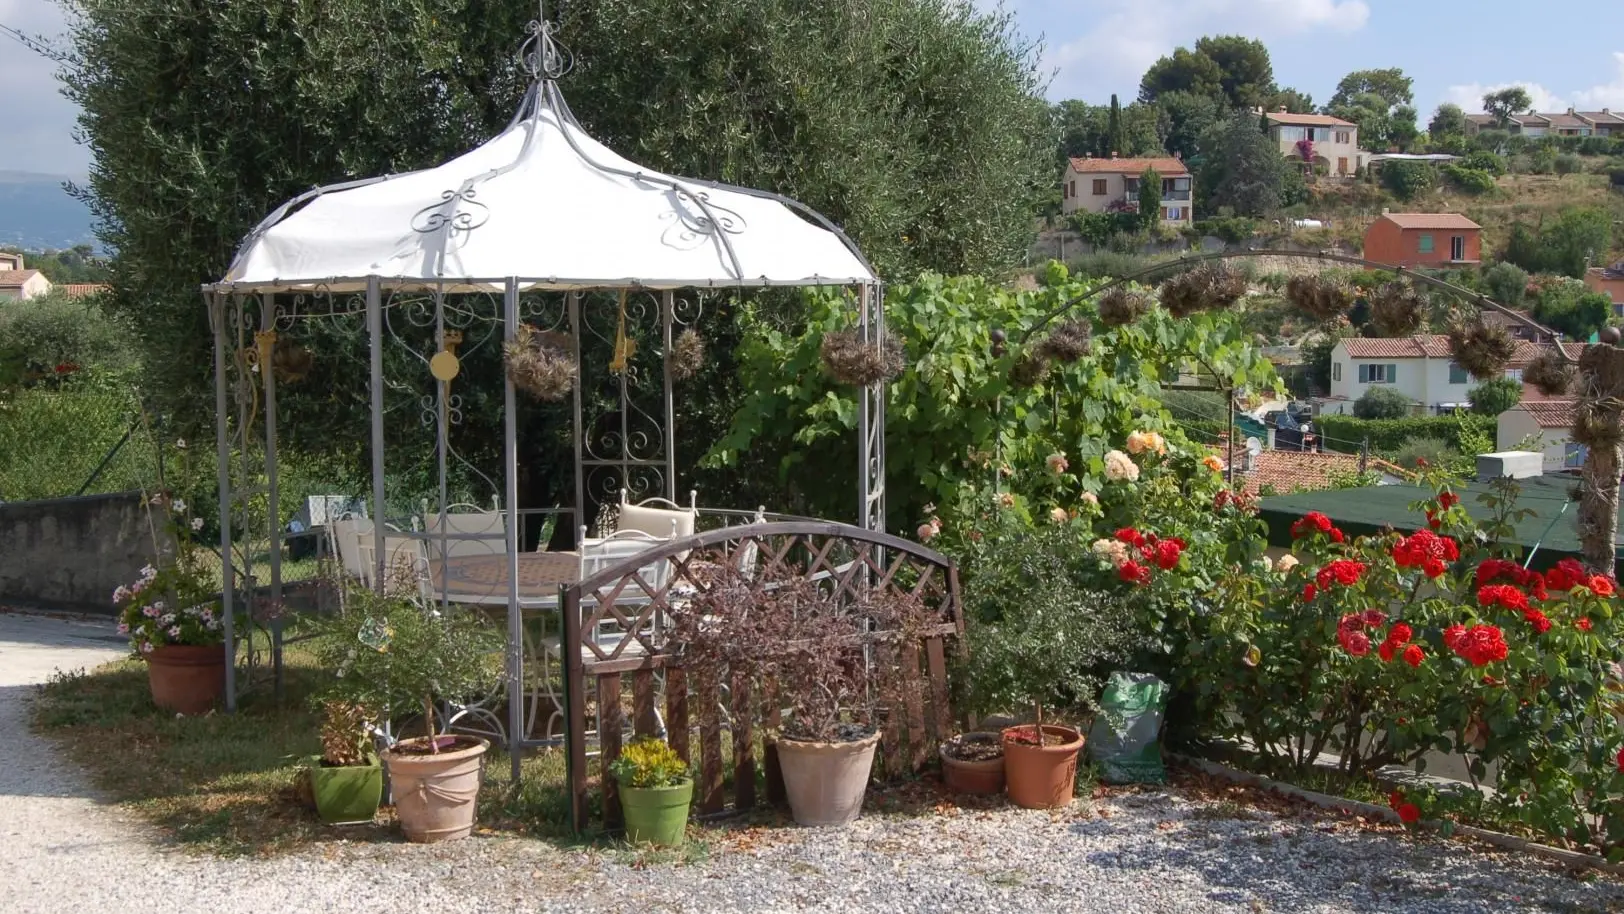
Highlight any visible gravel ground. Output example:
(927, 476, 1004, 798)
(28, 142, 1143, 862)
(5, 610, 1624, 914)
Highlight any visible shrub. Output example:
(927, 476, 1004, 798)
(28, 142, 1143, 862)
(608, 736, 689, 788)
(1554, 153, 1584, 175)
(1390, 435, 1458, 469)
(1461, 150, 1507, 176)
(1381, 161, 1437, 201)
(1441, 164, 1496, 195)
(1468, 377, 1522, 416)
(1353, 386, 1413, 419)
(1480, 261, 1528, 307)
(1313, 413, 1495, 454)
(1193, 216, 1260, 244)
(0, 388, 156, 500)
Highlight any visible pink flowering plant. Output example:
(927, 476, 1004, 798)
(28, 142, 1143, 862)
(114, 491, 224, 655)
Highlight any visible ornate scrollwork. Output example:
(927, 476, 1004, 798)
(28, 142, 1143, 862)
(660, 188, 746, 250)
(412, 189, 491, 237)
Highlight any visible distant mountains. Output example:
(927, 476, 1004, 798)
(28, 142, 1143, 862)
(0, 171, 97, 251)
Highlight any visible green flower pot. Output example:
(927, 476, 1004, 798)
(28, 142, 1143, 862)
(619, 779, 693, 846)
(305, 755, 383, 825)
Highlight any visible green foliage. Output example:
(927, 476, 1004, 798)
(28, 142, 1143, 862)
(1483, 87, 1533, 126)
(0, 291, 138, 388)
(1329, 68, 1414, 111)
(1555, 153, 1584, 175)
(0, 389, 156, 501)
(1300, 325, 1352, 393)
(1530, 279, 1615, 339)
(1137, 166, 1162, 231)
(1353, 386, 1413, 420)
(114, 496, 224, 652)
(1198, 113, 1284, 217)
(1467, 377, 1522, 416)
(1441, 165, 1496, 195)
(1153, 90, 1227, 160)
(1461, 150, 1507, 176)
(0, 245, 108, 283)
(1191, 216, 1259, 244)
(1314, 413, 1496, 456)
(1140, 36, 1274, 110)
(1139, 47, 1226, 104)
(1540, 208, 1615, 278)
(609, 736, 690, 788)
(1069, 210, 1143, 247)
(1053, 98, 1161, 166)
(1428, 103, 1467, 139)
(315, 587, 502, 741)
(1380, 161, 1437, 201)
(705, 270, 1278, 528)
(1481, 261, 1528, 307)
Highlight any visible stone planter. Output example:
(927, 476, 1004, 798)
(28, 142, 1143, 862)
(144, 643, 226, 715)
(775, 729, 880, 827)
(382, 737, 489, 843)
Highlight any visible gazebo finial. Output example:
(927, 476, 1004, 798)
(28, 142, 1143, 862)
(521, 1, 570, 83)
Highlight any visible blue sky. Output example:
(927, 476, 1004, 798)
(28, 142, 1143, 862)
(4, 0, 1623, 177)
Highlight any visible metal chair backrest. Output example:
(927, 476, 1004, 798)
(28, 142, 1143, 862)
(329, 517, 374, 584)
(424, 509, 505, 561)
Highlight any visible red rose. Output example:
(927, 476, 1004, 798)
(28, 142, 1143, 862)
(1330, 529, 1345, 544)
(1338, 612, 1363, 633)
(1617, 746, 1624, 773)
(1115, 527, 1146, 547)
(1388, 790, 1404, 809)
(1443, 624, 1468, 652)
(1451, 624, 1508, 666)
(1118, 560, 1152, 585)
(1416, 457, 1429, 468)
(1577, 617, 1594, 632)
(1397, 803, 1421, 824)
(1377, 640, 1396, 662)
(1439, 491, 1459, 509)
(1592, 576, 1616, 597)
(1523, 609, 1551, 634)
(1362, 608, 1388, 627)
(1477, 584, 1529, 612)
(1152, 539, 1183, 571)
(1303, 584, 1317, 602)
(1402, 644, 1424, 667)
(1427, 517, 1441, 531)
(1340, 629, 1372, 657)
(1422, 558, 1446, 578)
(1387, 622, 1413, 644)
(1547, 558, 1587, 591)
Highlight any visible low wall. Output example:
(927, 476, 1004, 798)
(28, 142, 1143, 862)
(0, 491, 175, 613)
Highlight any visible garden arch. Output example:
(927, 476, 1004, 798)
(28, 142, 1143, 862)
(1018, 247, 1622, 573)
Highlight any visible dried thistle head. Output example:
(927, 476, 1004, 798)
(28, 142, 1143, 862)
(1034, 320, 1091, 363)
(1096, 287, 1150, 328)
(271, 340, 314, 384)
(504, 324, 576, 401)
(819, 329, 905, 386)
(1368, 281, 1427, 337)
(1284, 274, 1355, 322)
(671, 328, 706, 380)
(1160, 263, 1247, 318)
(1523, 349, 1576, 397)
(1009, 352, 1051, 387)
(1447, 316, 1517, 380)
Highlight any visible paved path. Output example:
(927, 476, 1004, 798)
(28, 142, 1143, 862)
(5, 610, 1624, 914)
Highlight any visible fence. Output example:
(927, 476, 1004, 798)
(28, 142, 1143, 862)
(559, 521, 963, 832)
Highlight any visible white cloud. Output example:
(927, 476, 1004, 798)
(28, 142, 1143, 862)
(1042, 0, 1369, 101)
(1572, 52, 1624, 110)
(0, 0, 87, 176)
(1442, 52, 1624, 114)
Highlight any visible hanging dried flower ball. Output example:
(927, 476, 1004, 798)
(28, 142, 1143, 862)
(1447, 316, 1517, 380)
(270, 340, 314, 384)
(1034, 319, 1091, 364)
(671, 328, 706, 381)
(1572, 396, 1623, 449)
(1096, 287, 1150, 327)
(1009, 352, 1051, 388)
(1368, 281, 1428, 337)
(1523, 348, 1576, 398)
(819, 329, 904, 386)
(1159, 263, 1248, 318)
(504, 324, 576, 401)
(1284, 274, 1355, 322)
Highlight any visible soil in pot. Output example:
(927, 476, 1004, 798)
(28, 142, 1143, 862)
(1002, 724, 1084, 809)
(306, 756, 384, 826)
(619, 779, 693, 846)
(145, 644, 226, 715)
(775, 724, 880, 827)
(382, 736, 488, 843)
(940, 732, 1005, 795)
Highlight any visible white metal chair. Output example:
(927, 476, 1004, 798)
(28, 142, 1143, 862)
(423, 506, 506, 561)
(615, 488, 696, 541)
(328, 517, 374, 585)
(357, 534, 434, 604)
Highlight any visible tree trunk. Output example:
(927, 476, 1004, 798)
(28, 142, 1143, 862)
(1581, 436, 1622, 574)
(1576, 345, 1624, 575)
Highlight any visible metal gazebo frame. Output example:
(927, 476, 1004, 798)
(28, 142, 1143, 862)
(197, 20, 889, 778)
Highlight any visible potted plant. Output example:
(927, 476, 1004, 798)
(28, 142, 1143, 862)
(316, 581, 502, 842)
(113, 493, 227, 715)
(667, 567, 937, 827)
(302, 699, 383, 825)
(939, 732, 1004, 795)
(608, 735, 693, 846)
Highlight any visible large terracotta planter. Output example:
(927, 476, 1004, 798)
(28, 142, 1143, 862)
(382, 737, 489, 842)
(775, 729, 880, 826)
(1002, 725, 1084, 809)
(145, 643, 226, 715)
(619, 779, 693, 846)
(940, 732, 1005, 795)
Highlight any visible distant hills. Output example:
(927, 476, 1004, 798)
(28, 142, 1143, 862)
(0, 171, 97, 251)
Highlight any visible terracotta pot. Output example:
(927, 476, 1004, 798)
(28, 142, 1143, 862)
(940, 733, 1005, 795)
(1001, 725, 1084, 809)
(382, 737, 489, 842)
(775, 730, 880, 826)
(144, 644, 226, 715)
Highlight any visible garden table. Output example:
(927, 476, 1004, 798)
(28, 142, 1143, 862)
(429, 551, 579, 608)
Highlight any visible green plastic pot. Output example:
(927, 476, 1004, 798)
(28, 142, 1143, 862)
(619, 778, 693, 846)
(305, 755, 383, 826)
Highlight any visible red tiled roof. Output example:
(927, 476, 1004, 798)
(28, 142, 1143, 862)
(1215, 448, 1409, 497)
(1266, 112, 1356, 128)
(1340, 335, 1450, 359)
(0, 269, 43, 288)
(60, 283, 108, 297)
(1067, 156, 1189, 175)
(1378, 212, 1481, 230)
(1544, 113, 1591, 129)
(1514, 400, 1576, 429)
(1510, 341, 1584, 365)
(1580, 111, 1624, 125)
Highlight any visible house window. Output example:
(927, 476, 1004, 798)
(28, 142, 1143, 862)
(1332, 362, 1341, 382)
(1092, 179, 1108, 196)
(1358, 363, 1397, 383)
(1451, 235, 1466, 260)
(1335, 130, 1351, 144)
(1449, 362, 1469, 384)
(1417, 233, 1435, 254)
(1066, 180, 1074, 199)
(1505, 369, 1524, 382)
(1164, 206, 1182, 221)
(1566, 442, 1589, 468)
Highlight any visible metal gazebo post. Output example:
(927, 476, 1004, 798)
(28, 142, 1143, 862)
(858, 281, 887, 533)
(503, 277, 525, 782)
(258, 299, 285, 699)
(367, 277, 387, 589)
(211, 290, 238, 712)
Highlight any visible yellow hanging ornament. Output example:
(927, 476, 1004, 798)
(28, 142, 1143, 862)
(609, 290, 636, 373)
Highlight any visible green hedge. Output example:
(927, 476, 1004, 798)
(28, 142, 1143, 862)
(1314, 413, 1495, 456)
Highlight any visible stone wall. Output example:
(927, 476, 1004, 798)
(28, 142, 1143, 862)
(0, 491, 175, 613)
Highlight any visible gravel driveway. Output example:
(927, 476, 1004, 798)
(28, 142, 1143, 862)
(4, 610, 1622, 914)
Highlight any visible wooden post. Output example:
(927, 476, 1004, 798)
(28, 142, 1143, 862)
(598, 672, 623, 828)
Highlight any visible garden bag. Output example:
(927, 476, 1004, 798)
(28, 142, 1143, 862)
(1088, 672, 1170, 784)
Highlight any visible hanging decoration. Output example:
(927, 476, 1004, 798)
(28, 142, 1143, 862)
(818, 328, 904, 386)
(1159, 263, 1248, 318)
(1095, 287, 1151, 328)
(1447, 314, 1517, 379)
(1284, 274, 1355, 323)
(504, 324, 577, 401)
(610, 290, 636, 374)
(1524, 349, 1576, 397)
(671, 328, 706, 381)
(270, 339, 314, 384)
(1368, 280, 1428, 337)
(1033, 319, 1091, 364)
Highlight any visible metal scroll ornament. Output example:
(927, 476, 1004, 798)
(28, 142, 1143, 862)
(411, 189, 491, 237)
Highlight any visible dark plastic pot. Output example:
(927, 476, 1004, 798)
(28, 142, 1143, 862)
(619, 779, 693, 846)
(305, 755, 383, 825)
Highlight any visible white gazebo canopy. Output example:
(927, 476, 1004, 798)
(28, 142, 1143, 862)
(218, 80, 877, 293)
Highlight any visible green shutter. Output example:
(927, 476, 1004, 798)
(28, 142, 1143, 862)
(1389, 363, 1398, 382)
(1418, 233, 1434, 253)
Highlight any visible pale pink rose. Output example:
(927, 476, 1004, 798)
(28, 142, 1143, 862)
(1046, 452, 1069, 474)
(1049, 507, 1069, 524)
(1103, 450, 1139, 482)
(1277, 555, 1300, 573)
(997, 492, 1015, 508)
(916, 523, 938, 542)
(1078, 492, 1099, 509)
